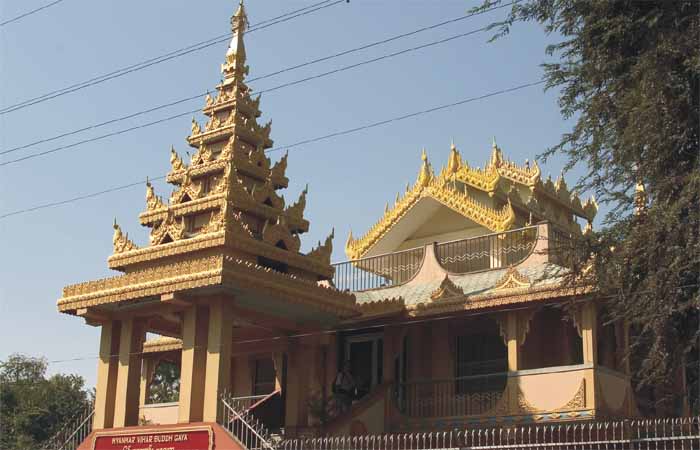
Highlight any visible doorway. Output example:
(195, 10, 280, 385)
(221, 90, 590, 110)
(344, 333, 383, 399)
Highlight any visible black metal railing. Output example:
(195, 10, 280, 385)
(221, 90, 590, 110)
(40, 404, 94, 450)
(435, 226, 538, 273)
(332, 247, 425, 292)
(549, 226, 588, 268)
(394, 371, 507, 418)
(278, 416, 700, 450)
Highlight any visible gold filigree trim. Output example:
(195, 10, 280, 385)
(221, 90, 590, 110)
(493, 267, 531, 291)
(306, 229, 334, 266)
(356, 297, 404, 316)
(112, 220, 138, 254)
(430, 275, 464, 301)
(345, 152, 516, 260)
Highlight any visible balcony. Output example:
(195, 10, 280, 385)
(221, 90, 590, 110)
(331, 225, 567, 292)
(389, 363, 634, 431)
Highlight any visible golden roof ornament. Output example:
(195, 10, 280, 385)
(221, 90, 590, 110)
(447, 140, 462, 174)
(191, 117, 202, 135)
(417, 149, 433, 187)
(634, 178, 647, 216)
(112, 219, 137, 254)
(430, 274, 464, 301)
(170, 146, 185, 172)
(223, 0, 249, 82)
(307, 229, 335, 265)
(145, 179, 166, 211)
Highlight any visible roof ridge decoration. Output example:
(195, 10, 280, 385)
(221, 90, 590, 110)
(307, 229, 335, 266)
(346, 140, 597, 259)
(430, 274, 465, 301)
(493, 266, 531, 291)
(345, 149, 516, 260)
(113, 220, 138, 254)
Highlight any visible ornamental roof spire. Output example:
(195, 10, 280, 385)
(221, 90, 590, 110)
(223, 0, 249, 82)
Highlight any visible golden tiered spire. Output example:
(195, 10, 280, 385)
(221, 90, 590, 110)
(113, 1, 331, 280)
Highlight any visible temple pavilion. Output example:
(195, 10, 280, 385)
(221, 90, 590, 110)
(56, 2, 643, 449)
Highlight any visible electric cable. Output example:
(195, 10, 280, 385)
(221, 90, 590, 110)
(0, 0, 344, 115)
(0, 1, 516, 156)
(0, 80, 544, 219)
(0, 23, 509, 167)
(0, 0, 67, 27)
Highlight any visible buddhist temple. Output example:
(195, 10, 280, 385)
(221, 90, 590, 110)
(54, 2, 651, 449)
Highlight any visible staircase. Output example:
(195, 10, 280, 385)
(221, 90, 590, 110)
(219, 391, 281, 450)
(41, 404, 94, 450)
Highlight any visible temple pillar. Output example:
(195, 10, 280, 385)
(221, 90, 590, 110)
(93, 321, 121, 430)
(506, 312, 519, 371)
(113, 317, 146, 428)
(203, 299, 234, 422)
(504, 312, 520, 415)
(284, 338, 307, 436)
(580, 302, 598, 411)
(178, 305, 209, 423)
(581, 303, 598, 364)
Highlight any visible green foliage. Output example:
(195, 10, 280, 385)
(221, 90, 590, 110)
(146, 360, 180, 404)
(0, 354, 91, 450)
(473, 0, 699, 413)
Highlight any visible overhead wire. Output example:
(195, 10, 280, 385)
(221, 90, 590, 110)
(0, 0, 345, 115)
(0, 20, 511, 167)
(0, 0, 67, 27)
(0, 1, 517, 157)
(0, 80, 545, 219)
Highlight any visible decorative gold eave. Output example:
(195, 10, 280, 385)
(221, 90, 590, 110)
(410, 283, 595, 317)
(138, 191, 308, 233)
(355, 297, 405, 318)
(143, 337, 183, 354)
(59, 254, 358, 318)
(202, 93, 261, 118)
(345, 176, 516, 260)
(107, 230, 333, 280)
(187, 121, 272, 150)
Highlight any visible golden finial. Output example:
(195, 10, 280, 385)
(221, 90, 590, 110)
(447, 139, 461, 174)
(385, 202, 390, 213)
(489, 137, 502, 167)
(417, 148, 432, 187)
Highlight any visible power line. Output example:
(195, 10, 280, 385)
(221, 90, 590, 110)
(0, 1, 515, 157)
(0, 80, 544, 219)
(0, 0, 66, 27)
(0, 0, 345, 115)
(0, 22, 502, 167)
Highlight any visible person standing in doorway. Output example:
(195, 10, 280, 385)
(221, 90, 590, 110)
(334, 361, 356, 414)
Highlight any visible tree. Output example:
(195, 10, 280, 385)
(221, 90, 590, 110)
(147, 360, 180, 404)
(472, 0, 699, 413)
(0, 354, 91, 450)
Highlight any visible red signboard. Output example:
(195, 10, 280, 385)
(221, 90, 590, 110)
(92, 426, 212, 450)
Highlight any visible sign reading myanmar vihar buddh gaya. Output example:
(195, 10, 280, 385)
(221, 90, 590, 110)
(92, 426, 212, 450)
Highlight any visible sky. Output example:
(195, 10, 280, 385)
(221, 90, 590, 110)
(0, 0, 581, 388)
